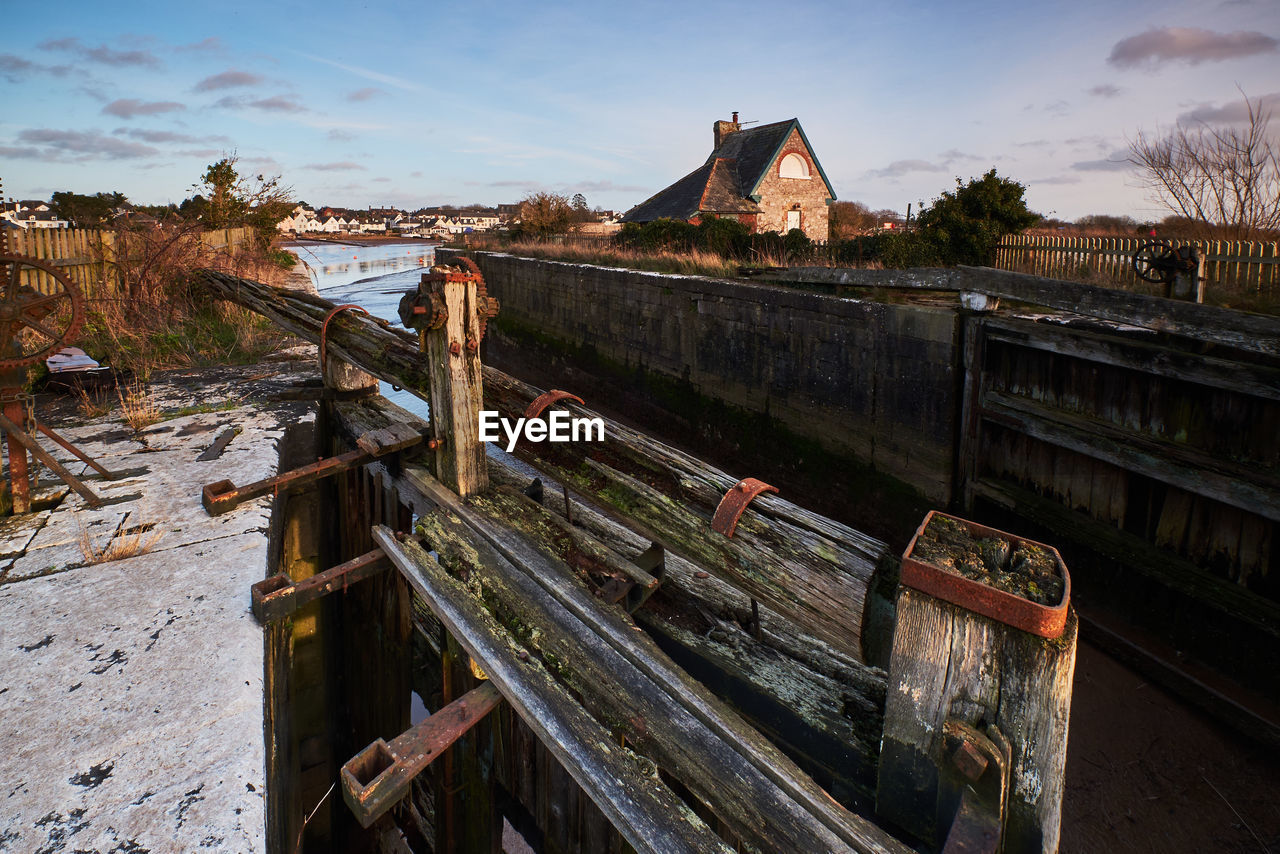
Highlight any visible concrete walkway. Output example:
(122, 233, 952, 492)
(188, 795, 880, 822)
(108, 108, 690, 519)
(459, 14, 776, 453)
(0, 359, 313, 853)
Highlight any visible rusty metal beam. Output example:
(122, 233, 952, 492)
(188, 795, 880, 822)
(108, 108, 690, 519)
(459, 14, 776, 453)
(0, 411, 103, 508)
(340, 680, 502, 828)
(250, 548, 391, 623)
(35, 419, 125, 480)
(202, 424, 425, 516)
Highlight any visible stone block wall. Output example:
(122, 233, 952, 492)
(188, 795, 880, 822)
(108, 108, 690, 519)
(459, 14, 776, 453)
(443, 250, 961, 502)
(753, 127, 832, 241)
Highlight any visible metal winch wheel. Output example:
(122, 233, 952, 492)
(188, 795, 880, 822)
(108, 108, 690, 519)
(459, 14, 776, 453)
(0, 254, 86, 370)
(1131, 240, 1179, 286)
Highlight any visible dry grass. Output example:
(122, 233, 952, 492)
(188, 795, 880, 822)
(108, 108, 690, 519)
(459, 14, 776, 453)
(76, 515, 164, 565)
(72, 224, 299, 379)
(117, 379, 160, 432)
(499, 240, 746, 278)
(74, 386, 114, 419)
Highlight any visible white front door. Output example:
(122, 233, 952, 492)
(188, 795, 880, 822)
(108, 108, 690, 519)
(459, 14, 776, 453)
(786, 209, 801, 231)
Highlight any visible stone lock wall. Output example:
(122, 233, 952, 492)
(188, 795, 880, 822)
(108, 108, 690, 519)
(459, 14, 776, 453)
(443, 250, 961, 502)
(753, 127, 832, 241)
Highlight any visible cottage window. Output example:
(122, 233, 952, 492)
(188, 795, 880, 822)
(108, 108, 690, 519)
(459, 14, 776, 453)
(779, 153, 810, 179)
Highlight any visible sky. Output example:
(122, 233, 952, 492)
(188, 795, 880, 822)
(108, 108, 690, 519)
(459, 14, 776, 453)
(1, 0, 1277, 221)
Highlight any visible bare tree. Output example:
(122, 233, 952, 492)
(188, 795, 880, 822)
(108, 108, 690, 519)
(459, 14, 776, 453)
(1127, 92, 1280, 239)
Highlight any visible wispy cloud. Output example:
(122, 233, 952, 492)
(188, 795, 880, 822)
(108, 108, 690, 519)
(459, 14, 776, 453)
(1108, 27, 1278, 68)
(326, 129, 356, 141)
(113, 127, 229, 144)
(864, 159, 945, 179)
(303, 161, 367, 171)
(1177, 91, 1280, 123)
(102, 98, 185, 119)
(39, 36, 161, 68)
(346, 87, 385, 102)
(14, 128, 159, 160)
(177, 37, 224, 53)
(1086, 84, 1122, 98)
(194, 70, 264, 92)
(295, 51, 420, 91)
(1, 52, 76, 82)
(215, 94, 307, 113)
(1071, 153, 1131, 171)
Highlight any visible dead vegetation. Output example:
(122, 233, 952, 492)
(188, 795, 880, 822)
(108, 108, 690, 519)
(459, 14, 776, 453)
(66, 224, 300, 382)
(76, 514, 164, 565)
(463, 237, 791, 278)
(116, 379, 160, 432)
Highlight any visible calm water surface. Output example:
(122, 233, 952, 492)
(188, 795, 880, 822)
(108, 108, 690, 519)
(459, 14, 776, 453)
(288, 241, 438, 418)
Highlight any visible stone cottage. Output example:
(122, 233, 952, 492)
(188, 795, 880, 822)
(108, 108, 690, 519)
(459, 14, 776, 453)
(621, 114, 836, 241)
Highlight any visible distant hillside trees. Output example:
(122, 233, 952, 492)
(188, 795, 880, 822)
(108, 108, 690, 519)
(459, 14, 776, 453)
(1128, 92, 1280, 240)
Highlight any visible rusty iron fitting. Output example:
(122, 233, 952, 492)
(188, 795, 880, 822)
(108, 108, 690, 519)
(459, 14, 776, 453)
(465, 338, 478, 353)
(449, 340, 461, 356)
(710, 478, 779, 538)
(426, 437, 445, 451)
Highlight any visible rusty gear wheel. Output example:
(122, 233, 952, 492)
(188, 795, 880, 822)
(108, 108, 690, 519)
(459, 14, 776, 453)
(455, 255, 498, 341)
(0, 254, 86, 370)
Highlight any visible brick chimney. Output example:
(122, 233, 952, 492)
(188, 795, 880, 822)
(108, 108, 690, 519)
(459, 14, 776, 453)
(713, 111, 740, 149)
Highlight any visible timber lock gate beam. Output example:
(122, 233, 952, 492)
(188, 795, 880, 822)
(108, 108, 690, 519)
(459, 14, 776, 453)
(197, 265, 1079, 854)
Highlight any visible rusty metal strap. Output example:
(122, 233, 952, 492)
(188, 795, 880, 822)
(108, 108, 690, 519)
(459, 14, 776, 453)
(319, 303, 370, 371)
(710, 478, 778, 538)
(523, 389, 584, 421)
(341, 680, 503, 828)
(250, 548, 391, 623)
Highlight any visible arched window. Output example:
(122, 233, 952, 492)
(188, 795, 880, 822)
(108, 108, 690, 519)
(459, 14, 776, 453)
(779, 153, 810, 179)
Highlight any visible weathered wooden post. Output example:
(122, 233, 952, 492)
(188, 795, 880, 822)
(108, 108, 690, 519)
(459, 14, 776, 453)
(416, 263, 499, 852)
(420, 267, 488, 498)
(877, 512, 1077, 853)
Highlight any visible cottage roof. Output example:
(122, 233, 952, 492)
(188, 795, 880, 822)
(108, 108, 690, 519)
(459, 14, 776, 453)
(622, 118, 835, 224)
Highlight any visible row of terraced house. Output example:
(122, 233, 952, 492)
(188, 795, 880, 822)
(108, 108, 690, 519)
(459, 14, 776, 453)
(277, 205, 503, 238)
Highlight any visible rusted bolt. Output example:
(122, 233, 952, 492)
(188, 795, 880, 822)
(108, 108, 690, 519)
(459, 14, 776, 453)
(449, 340, 461, 356)
(426, 438, 445, 451)
(518, 650, 530, 662)
(953, 740, 989, 782)
(465, 337, 478, 353)
(394, 531, 408, 543)
(694, 571, 710, 579)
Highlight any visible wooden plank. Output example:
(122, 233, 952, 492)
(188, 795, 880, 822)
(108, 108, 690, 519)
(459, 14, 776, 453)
(369, 525, 750, 854)
(980, 391, 1280, 522)
(955, 266, 1280, 357)
(970, 477, 1280, 641)
(400, 467, 906, 853)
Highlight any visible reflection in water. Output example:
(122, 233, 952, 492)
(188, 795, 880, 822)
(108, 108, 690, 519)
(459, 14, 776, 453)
(288, 241, 439, 420)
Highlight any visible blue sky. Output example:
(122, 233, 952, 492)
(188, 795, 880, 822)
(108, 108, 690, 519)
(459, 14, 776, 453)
(2, 0, 1277, 220)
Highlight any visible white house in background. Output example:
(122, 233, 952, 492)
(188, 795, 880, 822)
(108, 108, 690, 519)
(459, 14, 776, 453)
(277, 205, 321, 233)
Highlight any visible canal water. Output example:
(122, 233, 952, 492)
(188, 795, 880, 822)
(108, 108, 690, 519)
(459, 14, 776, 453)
(289, 240, 438, 420)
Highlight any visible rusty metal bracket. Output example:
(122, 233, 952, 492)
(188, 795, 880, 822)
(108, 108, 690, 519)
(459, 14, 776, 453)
(0, 411, 104, 508)
(710, 478, 778, 538)
(319, 303, 370, 371)
(341, 680, 503, 828)
(938, 720, 1011, 854)
(202, 423, 424, 515)
(523, 389, 584, 421)
(251, 548, 390, 624)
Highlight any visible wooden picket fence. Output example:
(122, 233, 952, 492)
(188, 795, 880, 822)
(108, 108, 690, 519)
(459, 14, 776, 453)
(5, 226, 254, 299)
(995, 234, 1280, 300)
